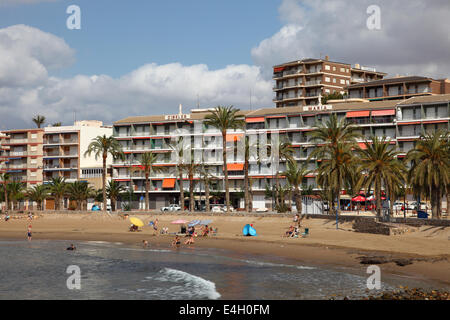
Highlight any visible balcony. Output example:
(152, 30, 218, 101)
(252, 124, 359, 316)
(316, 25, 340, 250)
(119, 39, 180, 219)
(305, 80, 322, 86)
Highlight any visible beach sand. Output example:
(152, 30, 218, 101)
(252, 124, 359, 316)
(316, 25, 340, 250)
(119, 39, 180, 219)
(0, 212, 449, 288)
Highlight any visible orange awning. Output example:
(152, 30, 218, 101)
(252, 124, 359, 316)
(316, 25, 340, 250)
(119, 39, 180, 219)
(227, 163, 244, 171)
(346, 111, 370, 118)
(358, 143, 368, 150)
(371, 109, 395, 117)
(274, 67, 285, 73)
(162, 178, 176, 188)
(226, 134, 243, 142)
(245, 117, 265, 123)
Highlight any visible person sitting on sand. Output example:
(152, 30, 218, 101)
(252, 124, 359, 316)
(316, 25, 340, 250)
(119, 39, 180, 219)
(5, 214, 10, 222)
(202, 225, 209, 237)
(285, 225, 294, 237)
(129, 224, 138, 232)
(66, 244, 76, 251)
(172, 235, 181, 247)
(142, 240, 148, 247)
(184, 235, 194, 245)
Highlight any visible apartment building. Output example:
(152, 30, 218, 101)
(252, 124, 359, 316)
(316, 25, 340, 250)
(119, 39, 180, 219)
(0, 128, 45, 187)
(1, 121, 112, 192)
(273, 57, 386, 108)
(112, 95, 449, 211)
(43, 120, 113, 188)
(346, 76, 450, 101)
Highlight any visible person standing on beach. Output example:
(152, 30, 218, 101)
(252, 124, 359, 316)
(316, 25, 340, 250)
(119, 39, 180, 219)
(27, 225, 32, 241)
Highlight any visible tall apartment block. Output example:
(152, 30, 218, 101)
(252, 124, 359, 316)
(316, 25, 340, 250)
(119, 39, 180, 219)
(273, 57, 386, 108)
(346, 76, 450, 101)
(1, 121, 112, 191)
(113, 95, 449, 211)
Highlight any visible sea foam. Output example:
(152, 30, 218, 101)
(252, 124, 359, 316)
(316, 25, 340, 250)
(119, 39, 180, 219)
(146, 268, 221, 300)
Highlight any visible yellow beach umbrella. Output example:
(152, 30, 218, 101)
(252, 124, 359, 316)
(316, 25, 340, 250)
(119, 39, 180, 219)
(129, 217, 144, 227)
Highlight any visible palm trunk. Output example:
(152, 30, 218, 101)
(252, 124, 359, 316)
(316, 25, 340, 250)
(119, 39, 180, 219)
(295, 187, 302, 214)
(244, 157, 249, 212)
(205, 179, 210, 212)
(4, 181, 8, 212)
(189, 168, 194, 212)
(376, 177, 382, 218)
(431, 186, 438, 219)
(102, 154, 107, 212)
(145, 171, 150, 211)
(178, 165, 184, 210)
(222, 132, 230, 213)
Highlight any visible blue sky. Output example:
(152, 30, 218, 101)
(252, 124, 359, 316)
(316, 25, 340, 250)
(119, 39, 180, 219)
(0, 0, 282, 78)
(1, 0, 449, 129)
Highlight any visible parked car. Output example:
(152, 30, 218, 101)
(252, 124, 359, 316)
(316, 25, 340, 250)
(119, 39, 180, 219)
(161, 204, 181, 212)
(408, 201, 427, 210)
(211, 206, 222, 213)
(393, 201, 405, 211)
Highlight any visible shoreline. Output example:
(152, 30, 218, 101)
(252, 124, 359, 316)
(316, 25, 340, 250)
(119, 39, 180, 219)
(0, 213, 449, 290)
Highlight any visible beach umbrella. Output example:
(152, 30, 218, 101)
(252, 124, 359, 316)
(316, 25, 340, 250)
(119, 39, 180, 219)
(188, 220, 201, 227)
(351, 195, 366, 202)
(199, 219, 212, 225)
(129, 217, 144, 227)
(171, 219, 189, 224)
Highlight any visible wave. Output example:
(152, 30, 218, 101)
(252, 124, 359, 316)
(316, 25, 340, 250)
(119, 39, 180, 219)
(145, 268, 221, 300)
(242, 259, 315, 270)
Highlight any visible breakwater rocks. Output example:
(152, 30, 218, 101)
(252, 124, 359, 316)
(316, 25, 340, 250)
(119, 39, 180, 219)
(365, 287, 450, 300)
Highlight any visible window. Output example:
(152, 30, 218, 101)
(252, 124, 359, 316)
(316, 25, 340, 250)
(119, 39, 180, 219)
(325, 65, 330, 71)
(325, 77, 330, 82)
(346, 80, 350, 85)
(333, 78, 336, 83)
(325, 89, 330, 93)
(31, 133, 37, 139)
(340, 67, 345, 72)
(332, 66, 336, 71)
(340, 79, 346, 85)
(30, 146, 37, 151)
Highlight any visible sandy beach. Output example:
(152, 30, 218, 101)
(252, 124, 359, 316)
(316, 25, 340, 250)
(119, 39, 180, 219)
(0, 212, 449, 288)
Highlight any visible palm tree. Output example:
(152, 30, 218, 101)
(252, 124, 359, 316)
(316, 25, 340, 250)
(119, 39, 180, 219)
(84, 135, 124, 212)
(199, 165, 215, 212)
(308, 113, 360, 224)
(106, 180, 126, 211)
(26, 185, 49, 211)
(47, 177, 67, 210)
(283, 159, 311, 215)
(7, 181, 25, 210)
(356, 136, 407, 218)
(169, 137, 188, 210)
(0, 172, 10, 211)
(52, 122, 62, 127)
(406, 130, 449, 219)
(133, 152, 162, 211)
(269, 138, 294, 209)
(32, 115, 46, 128)
(185, 153, 200, 212)
(204, 106, 245, 213)
(67, 181, 95, 210)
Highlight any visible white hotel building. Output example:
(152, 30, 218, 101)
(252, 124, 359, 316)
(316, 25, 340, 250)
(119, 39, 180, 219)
(112, 95, 450, 211)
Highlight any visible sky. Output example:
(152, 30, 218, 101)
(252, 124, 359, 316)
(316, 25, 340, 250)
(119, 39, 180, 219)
(0, 0, 449, 129)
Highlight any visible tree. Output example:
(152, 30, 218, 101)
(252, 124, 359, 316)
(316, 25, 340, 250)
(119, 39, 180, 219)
(169, 137, 188, 210)
(67, 181, 95, 210)
(308, 113, 360, 222)
(133, 152, 162, 211)
(199, 165, 215, 212)
(32, 115, 46, 128)
(0, 173, 10, 211)
(7, 181, 25, 210)
(283, 159, 311, 215)
(47, 177, 67, 210)
(356, 136, 406, 218)
(52, 122, 62, 127)
(406, 130, 449, 219)
(268, 138, 294, 209)
(26, 185, 49, 211)
(84, 135, 124, 212)
(321, 92, 345, 104)
(106, 180, 126, 211)
(204, 106, 245, 213)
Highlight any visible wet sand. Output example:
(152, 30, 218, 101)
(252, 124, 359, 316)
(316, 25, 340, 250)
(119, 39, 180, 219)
(0, 212, 449, 288)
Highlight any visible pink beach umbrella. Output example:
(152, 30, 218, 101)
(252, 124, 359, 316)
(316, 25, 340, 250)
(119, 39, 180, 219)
(171, 219, 189, 224)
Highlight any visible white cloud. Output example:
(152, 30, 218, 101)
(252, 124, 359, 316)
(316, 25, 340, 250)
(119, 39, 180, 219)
(252, 0, 450, 79)
(0, 25, 272, 129)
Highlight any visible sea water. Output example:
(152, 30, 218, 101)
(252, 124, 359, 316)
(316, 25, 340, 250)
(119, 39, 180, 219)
(0, 240, 444, 300)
